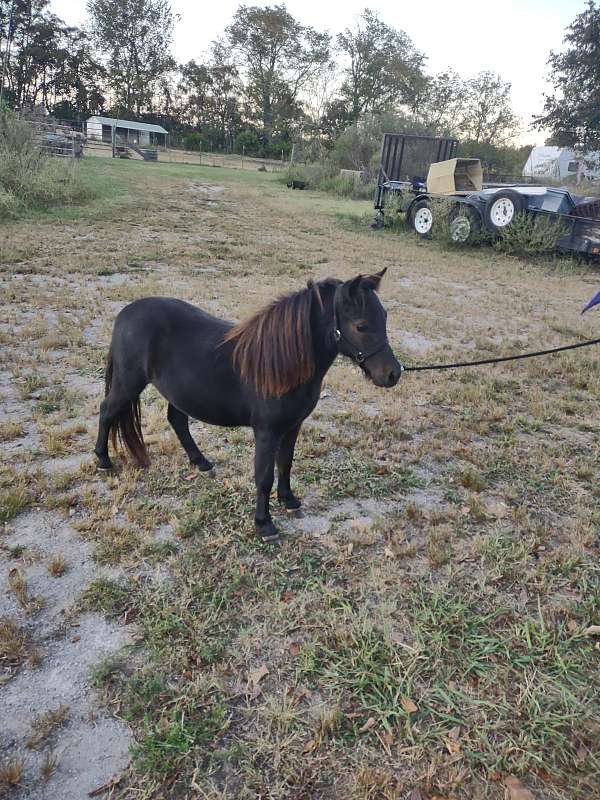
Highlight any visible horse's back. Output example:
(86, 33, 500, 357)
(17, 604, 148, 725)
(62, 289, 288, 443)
(110, 297, 248, 424)
(114, 297, 229, 337)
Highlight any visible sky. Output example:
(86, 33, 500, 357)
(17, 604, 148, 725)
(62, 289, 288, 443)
(50, 0, 586, 145)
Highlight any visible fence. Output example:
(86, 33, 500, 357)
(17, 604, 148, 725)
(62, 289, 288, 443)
(157, 147, 287, 172)
(78, 136, 288, 171)
(26, 119, 84, 158)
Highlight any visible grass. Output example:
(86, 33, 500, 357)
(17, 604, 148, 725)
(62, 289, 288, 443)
(0, 108, 93, 220)
(26, 704, 69, 749)
(0, 421, 24, 442)
(79, 579, 132, 619)
(0, 757, 24, 789)
(0, 487, 31, 521)
(48, 554, 68, 577)
(1, 155, 599, 799)
(0, 617, 28, 670)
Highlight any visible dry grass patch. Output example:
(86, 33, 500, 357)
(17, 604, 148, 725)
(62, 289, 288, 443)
(47, 554, 68, 577)
(0, 757, 24, 790)
(0, 421, 24, 442)
(26, 704, 69, 749)
(40, 750, 58, 782)
(0, 616, 29, 671)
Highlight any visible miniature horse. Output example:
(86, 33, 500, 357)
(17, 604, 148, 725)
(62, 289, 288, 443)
(94, 271, 402, 541)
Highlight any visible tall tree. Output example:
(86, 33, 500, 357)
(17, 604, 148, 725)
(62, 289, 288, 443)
(1, 0, 103, 117)
(458, 71, 519, 145)
(176, 55, 242, 150)
(337, 9, 425, 123)
(223, 4, 329, 145)
(413, 69, 468, 134)
(534, 0, 600, 152)
(87, 0, 176, 116)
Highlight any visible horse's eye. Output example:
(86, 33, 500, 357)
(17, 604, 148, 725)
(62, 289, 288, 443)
(356, 323, 369, 333)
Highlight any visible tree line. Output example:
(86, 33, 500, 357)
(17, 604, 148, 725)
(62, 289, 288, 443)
(1, 0, 598, 165)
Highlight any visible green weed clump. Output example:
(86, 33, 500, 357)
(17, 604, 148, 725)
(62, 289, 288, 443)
(281, 163, 374, 200)
(0, 107, 94, 220)
(494, 212, 569, 257)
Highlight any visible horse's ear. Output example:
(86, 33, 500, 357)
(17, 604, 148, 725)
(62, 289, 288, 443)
(363, 267, 387, 292)
(343, 274, 363, 300)
(306, 279, 324, 311)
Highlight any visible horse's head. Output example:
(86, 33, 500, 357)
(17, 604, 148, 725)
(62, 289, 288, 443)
(334, 268, 403, 388)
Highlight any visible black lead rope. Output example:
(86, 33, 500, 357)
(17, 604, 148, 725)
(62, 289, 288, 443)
(402, 336, 600, 373)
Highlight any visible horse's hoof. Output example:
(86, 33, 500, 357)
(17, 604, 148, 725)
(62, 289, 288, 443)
(192, 456, 214, 472)
(256, 521, 281, 544)
(95, 457, 113, 472)
(278, 494, 302, 511)
(260, 533, 281, 544)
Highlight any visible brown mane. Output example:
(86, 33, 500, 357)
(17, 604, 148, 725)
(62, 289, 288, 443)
(223, 282, 327, 397)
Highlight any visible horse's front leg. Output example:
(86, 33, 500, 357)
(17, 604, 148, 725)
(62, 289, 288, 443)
(253, 429, 280, 542)
(277, 423, 302, 511)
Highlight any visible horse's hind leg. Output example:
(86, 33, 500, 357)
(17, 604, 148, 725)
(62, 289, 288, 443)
(95, 364, 147, 470)
(95, 390, 131, 470)
(167, 404, 213, 471)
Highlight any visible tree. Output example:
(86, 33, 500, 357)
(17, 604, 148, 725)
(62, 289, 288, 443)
(458, 71, 519, 145)
(223, 4, 329, 145)
(337, 9, 425, 123)
(87, 0, 176, 116)
(0, 0, 104, 117)
(175, 55, 242, 151)
(413, 69, 468, 134)
(534, 0, 600, 152)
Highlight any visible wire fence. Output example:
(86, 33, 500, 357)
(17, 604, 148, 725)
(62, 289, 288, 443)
(26, 119, 84, 158)
(80, 137, 289, 171)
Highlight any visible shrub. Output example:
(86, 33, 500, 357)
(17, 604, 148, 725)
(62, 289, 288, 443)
(281, 163, 375, 201)
(182, 132, 203, 151)
(493, 212, 569, 257)
(234, 129, 261, 156)
(0, 106, 93, 220)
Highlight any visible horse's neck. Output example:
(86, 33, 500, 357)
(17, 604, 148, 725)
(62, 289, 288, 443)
(311, 288, 339, 379)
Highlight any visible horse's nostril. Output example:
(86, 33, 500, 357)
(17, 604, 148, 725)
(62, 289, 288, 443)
(388, 370, 398, 386)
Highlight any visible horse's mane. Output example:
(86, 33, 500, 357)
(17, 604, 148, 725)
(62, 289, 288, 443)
(223, 279, 337, 397)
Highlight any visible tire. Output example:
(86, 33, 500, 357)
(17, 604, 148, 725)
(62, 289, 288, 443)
(449, 205, 482, 244)
(484, 189, 525, 231)
(410, 199, 434, 238)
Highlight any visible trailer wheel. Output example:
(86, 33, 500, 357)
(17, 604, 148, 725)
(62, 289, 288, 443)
(411, 200, 434, 237)
(484, 189, 524, 231)
(449, 206, 482, 244)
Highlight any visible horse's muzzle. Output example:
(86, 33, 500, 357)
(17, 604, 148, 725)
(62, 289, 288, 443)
(364, 350, 403, 388)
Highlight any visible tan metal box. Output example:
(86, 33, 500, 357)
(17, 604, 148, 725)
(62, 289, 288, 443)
(426, 158, 483, 194)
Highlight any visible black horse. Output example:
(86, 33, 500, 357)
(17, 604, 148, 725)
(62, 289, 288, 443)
(94, 270, 402, 541)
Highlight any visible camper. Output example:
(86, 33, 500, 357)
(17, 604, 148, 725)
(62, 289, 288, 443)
(522, 146, 600, 182)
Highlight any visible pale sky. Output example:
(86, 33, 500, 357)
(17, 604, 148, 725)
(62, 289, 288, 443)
(51, 0, 585, 144)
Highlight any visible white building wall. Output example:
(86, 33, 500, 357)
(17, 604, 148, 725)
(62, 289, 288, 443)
(86, 117, 103, 141)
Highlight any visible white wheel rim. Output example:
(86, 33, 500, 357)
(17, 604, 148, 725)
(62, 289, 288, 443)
(414, 207, 433, 234)
(490, 197, 515, 227)
(450, 215, 471, 242)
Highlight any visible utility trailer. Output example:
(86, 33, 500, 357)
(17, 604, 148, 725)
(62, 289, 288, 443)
(373, 132, 600, 257)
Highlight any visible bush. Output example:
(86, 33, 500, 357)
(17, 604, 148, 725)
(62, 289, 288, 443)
(234, 129, 260, 156)
(493, 212, 569, 257)
(182, 132, 203, 151)
(281, 163, 375, 201)
(0, 107, 92, 220)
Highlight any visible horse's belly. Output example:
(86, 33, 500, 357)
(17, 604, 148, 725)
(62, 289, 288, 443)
(152, 379, 251, 428)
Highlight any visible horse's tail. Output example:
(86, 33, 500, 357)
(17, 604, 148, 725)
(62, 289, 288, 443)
(105, 348, 150, 468)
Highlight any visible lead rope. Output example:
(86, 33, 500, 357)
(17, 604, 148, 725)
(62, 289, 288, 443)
(401, 336, 600, 373)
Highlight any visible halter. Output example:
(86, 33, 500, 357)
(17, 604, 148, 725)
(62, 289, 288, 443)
(332, 290, 391, 366)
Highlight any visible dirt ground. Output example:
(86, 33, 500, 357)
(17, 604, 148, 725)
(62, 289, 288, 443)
(1, 160, 599, 800)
